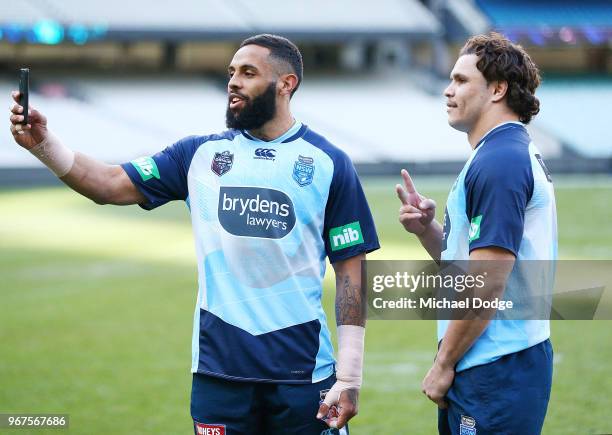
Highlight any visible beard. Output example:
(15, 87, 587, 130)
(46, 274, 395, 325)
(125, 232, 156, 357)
(226, 82, 277, 130)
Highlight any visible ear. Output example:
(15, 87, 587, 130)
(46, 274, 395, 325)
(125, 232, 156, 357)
(491, 80, 508, 103)
(278, 73, 299, 97)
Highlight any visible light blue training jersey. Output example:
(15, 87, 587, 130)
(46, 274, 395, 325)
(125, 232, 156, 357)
(122, 122, 379, 383)
(440, 122, 558, 372)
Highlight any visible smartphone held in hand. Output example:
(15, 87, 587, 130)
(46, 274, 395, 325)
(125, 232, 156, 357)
(19, 68, 29, 125)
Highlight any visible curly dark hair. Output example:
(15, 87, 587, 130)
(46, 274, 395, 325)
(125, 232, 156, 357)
(460, 32, 541, 124)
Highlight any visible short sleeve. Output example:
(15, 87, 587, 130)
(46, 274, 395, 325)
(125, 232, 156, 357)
(323, 151, 380, 263)
(121, 136, 201, 210)
(465, 143, 534, 256)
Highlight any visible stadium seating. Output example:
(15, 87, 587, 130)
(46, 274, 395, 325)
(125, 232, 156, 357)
(3, 0, 606, 173)
(536, 78, 612, 158)
(0, 73, 568, 167)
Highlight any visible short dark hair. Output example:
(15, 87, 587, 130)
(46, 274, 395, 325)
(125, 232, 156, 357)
(239, 34, 303, 97)
(460, 32, 541, 124)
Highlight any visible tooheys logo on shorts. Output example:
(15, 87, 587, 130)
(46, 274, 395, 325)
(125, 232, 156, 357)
(218, 186, 296, 239)
(329, 221, 364, 251)
(194, 422, 225, 435)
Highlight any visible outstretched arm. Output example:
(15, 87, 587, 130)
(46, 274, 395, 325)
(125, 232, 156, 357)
(60, 153, 144, 205)
(9, 91, 144, 206)
(317, 253, 366, 429)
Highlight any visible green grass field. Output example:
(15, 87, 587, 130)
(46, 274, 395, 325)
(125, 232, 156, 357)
(1, 176, 611, 434)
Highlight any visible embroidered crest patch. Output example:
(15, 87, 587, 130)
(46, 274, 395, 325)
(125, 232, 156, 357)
(211, 151, 234, 176)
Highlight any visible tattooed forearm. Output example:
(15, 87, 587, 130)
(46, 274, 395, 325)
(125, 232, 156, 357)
(335, 272, 366, 327)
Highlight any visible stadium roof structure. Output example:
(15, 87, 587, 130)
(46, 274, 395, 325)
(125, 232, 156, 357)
(1, 0, 440, 44)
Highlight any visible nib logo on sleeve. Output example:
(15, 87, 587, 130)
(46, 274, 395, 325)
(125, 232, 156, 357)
(131, 156, 160, 181)
(329, 221, 364, 251)
(468, 215, 482, 243)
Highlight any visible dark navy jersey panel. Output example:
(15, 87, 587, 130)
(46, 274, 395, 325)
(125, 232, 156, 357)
(302, 129, 380, 263)
(121, 131, 239, 210)
(465, 124, 534, 256)
(197, 310, 321, 384)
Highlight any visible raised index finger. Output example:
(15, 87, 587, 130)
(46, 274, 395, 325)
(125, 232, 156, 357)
(11, 91, 21, 104)
(395, 184, 410, 206)
(401, 169, 418, 195)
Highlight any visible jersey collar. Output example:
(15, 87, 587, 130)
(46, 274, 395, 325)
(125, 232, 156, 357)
(241, 121, 305, 144)
(475, 121, 525, 149)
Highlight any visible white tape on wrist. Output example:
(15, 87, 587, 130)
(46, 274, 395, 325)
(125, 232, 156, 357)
(323, 325, 365, 407)
(29, 133, 75, 177)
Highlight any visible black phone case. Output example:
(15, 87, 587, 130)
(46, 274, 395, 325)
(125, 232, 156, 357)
(19, 68, 29, 125)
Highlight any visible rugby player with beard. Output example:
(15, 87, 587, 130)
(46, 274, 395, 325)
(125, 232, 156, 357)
(10, 34, 379, 434)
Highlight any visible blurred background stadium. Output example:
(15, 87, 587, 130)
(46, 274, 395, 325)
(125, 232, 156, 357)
(0, 1, 610, 434)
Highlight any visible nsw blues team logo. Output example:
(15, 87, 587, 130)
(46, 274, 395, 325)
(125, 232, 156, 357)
(293, 155, 314, 187)
(460, 415, 476, 435)
(211, 151, 234, 176)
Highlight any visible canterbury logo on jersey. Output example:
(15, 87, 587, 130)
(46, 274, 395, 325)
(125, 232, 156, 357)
(130, 156, 160, 181)
(254, 148, 276, 160)
(218, 186, 296, 239)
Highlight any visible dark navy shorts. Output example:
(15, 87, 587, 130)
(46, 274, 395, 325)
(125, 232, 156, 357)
(439, 339, 553, 435)
(191, 373, 348, 435)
